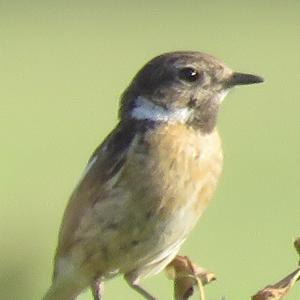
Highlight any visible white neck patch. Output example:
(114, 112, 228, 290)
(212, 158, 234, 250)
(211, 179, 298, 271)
(131, 96, 192, 123)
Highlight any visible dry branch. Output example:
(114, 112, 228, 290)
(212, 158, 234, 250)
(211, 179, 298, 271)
(165, 237, 300, 300)
(251, 268, 300, 300)
(250, 236, 300, 300)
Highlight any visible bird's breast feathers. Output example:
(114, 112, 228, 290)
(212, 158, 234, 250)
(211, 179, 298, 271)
(130, 122, 223, 219)
(55, 121, 223, 276)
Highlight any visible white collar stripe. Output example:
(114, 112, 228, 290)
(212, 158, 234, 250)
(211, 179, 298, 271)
(131, 96, 192, 123)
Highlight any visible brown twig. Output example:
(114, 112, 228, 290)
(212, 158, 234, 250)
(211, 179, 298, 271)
(166, 236, 300, 300)
(251, 268, 300, 300)
(252, 236, 300, 300)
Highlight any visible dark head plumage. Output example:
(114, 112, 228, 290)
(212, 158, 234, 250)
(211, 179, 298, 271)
(119, 51, 263, 133)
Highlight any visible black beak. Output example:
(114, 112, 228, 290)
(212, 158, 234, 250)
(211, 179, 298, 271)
(225, 72, 264, 88)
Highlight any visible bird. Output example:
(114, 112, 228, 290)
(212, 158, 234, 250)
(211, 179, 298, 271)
(43, 51, 263, 300)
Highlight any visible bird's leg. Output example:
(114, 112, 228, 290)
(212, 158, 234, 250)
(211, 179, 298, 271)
(91, 279, 104, 300)
(124, 274, 157, 300)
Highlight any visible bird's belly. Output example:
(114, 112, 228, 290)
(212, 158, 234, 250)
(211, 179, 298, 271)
(106, 166, 220, 277)
(109, 125, 223, 273)
(70, 125, 223, 278)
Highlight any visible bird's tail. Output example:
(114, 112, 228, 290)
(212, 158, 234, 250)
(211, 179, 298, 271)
(43, 270, 90, 300)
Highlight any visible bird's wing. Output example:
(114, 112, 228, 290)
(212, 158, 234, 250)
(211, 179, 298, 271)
(54, 120, 138, 263)
(44, 121, 139, 300)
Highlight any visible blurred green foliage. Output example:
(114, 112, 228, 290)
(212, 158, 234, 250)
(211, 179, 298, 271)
(1, 1, 299, 299)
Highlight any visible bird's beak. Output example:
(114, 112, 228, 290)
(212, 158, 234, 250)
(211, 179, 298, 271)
(225, 72, 264, 88)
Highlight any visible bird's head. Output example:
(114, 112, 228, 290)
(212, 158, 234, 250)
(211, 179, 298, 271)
(120, 51, 263, 133)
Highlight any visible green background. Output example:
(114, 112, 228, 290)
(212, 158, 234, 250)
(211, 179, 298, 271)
(1, 1, 299, 299)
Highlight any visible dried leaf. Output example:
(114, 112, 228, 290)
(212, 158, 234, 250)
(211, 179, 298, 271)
(252, 268, 300, 300)
(165, 255, 216, 300)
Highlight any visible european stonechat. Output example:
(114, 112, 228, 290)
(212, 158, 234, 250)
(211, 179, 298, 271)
(43, 51, 263, 300)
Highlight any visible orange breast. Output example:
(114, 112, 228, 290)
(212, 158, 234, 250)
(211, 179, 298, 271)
(140, 123, 223, 222)
(53, 122, 223, 281)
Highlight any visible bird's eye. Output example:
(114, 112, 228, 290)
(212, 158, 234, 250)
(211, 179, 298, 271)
(179, 67, 201, 83)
